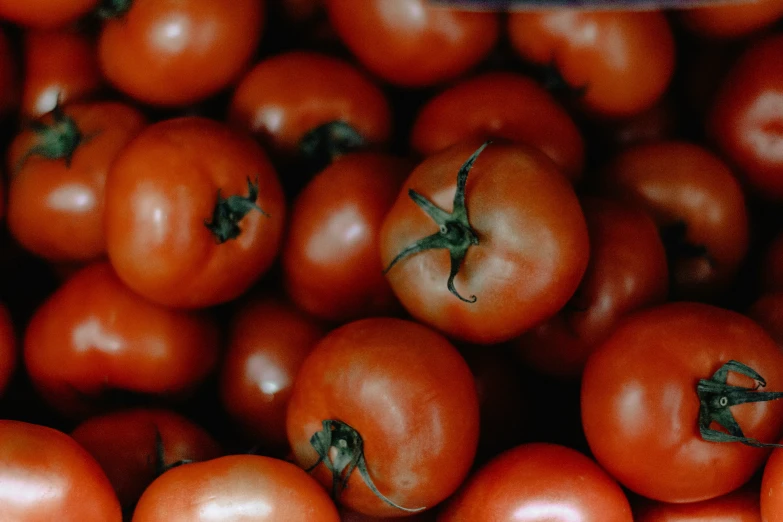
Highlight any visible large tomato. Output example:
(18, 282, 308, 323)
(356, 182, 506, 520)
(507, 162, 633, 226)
(0, 0, 97, 28)
(380, 141, 588, 344)
(104, 117, 285, 309)
(582, 302, 783, 503)
(286, 317, 479, 517)
(635, 488, 760, 521)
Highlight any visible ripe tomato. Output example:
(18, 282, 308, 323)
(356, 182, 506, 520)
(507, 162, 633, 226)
(283, 153, 408, 322)
(287, 317, 479, 517)
(709, 34, 783, 199)
(0, 0, 97, 29)
(410, 72, 584, 182)
(71, 408, 222, 512)
(600, 141, 748, 299)
(635, 488, 760, 521)
(591, 97, 679, 154)
(324, 0, 499, 87)
(0, 301, 15, 396)
(582, 302, 783, 503)
(748, 292, 783, 346)
(131, 455, 341, 522)
(220, 296, 325, 453)
(0, 420, 122, 522)
(21, 29, 102, 118)
(507, 10, 675, 118)
(515, 197, 668, 378)
(98, 0, 263, 106)
(438, 443, 632, 522)
(762, 443, 783, 520)
(105, 117, 285, 309)
(380, 141, 588, 344)
(679, 0, 783, 39)
(23, 262, 220, 419)
(7, 102, 146, 261)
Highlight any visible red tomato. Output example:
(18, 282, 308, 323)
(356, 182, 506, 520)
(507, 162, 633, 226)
(438, 443, 632, 522)
(7, 102, 146, 261)
(680, 0, 783, 39)
(516, 197, 668, 378)
(220, 297, 324, 453)
(762, 443, 783, 520)
(600, 141, 748, 299)
(287, 317, 479, 517)
(105, 117, 285, 309)
(132, 455, 341, 522)
(748, 292, 783, 346)
(0, 301, 15, 396)
(98, 0, 263, 106)
(21, 29, 103, 118)
(582, 302, 783, 503)
(71, 408, 222, 512)
(0, 420, 122, 522)
(324, 0, 499, 87)
(283, 153, 408, 322)
(0, 0, 97, 28)
(593, 97, 679, 153)
(507, 10, 675, 118)
(709, 34, 783, 199)
(380, 141, 588, 344)
(23, 262, 220, 419)
(635, 488, 760, 521)
(410, 72, 584, 182)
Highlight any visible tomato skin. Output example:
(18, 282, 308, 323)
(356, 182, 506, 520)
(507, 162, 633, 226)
(105, 117, 285, 309)
(410, 72, 584, 182)
(438, 443, 632, 522)
(324, 0, 498, 87)
(0, 0, 97, 29)
(7, 102, 147, 262)
(582, 302, 783, 503)
(380, 141, 589, 344)
(220, 297, 324, 452)
(508, 10, 675, 118)
(762, 444, 783, 520)
(0, 420, 122, 522)
(748, 292, 783, 346)
(680, 0, 783, 39)
(709, 34, 783, 199)
(283, 153, 408, 322)
(515, 197, 668, 378)
(98, 0, 263, 106)
(287, 317, 479, 517)
(132, 455, 341, 522)
(0, 301, 15, 396)
(635, 488, 760, 521)
(23, 262, 220, 419)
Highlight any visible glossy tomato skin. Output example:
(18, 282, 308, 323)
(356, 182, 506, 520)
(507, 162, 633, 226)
(438, 443, 632, 522)
(411, 72, 584, 182)
(71, 408, 222, 511)
(680, 0, 783, 39)
(709, 34, 783, 199)
(220, 297, 325, 453)
(105, 117, 285, 309)
(508, 10, 675, 118)
(23, 262, 220, 419)
(582, 302, 783, 503)
(600, 141, 748, 299)
(98, 0, 263, 106)
(7, 102, 147, 261)
(635, 488, 760, 521)
(283, 153, 408, 322)
(762, 444, 783, 520)
(380, 141, 589, 344)
(516, 197, 668, 378)
(0, 0, 97, 28)
(287, 317, 479, 517)
(0, 420, 122, 522)
(0, 301, 15, 396)
(324, 0, 498, 87)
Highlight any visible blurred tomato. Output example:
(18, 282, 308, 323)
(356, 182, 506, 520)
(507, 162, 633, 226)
(680, 0, 783, 39)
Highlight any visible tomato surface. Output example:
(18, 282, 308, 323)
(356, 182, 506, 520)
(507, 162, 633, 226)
(680, 0, 783, 39)
(762, 443, 783, 521)
(748, 292, 783, 346)
(0, 301, 15, 396)
(0, 0, 97, 28)
(635, 488, 760, 521)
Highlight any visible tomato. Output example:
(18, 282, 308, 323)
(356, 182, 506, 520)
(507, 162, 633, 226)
(324, 0, 499, 87)
(0, 301, 15, 396)
(515, 197, 668, 378)
(220, 296, 324, 453)
(0, 0, 97, 29)
(0, 420, 122, 522)
(635, 488, 760, 521)
(7, 102, 146, 261)
(410, 72, 584, 182)
(21, 29, 102, 118)
(582, 302, 783, 503)
(23, 262, 220, 419)
(507, 10, 675, 118)
(98, 0, 263, 106)
(287, 317, 479, 517)
(380, 141, 588, 344)
(283, 153, 408, 322)
(748, 292, 783, 346)
(105, 117, 285, 309)
(132, 455, 340, 522)
(679, 0, 783, 39)
(600, 141, 748, 299)
(762, 442, 783, 520)
(592, 97, 679, 153)
(438, 443, 632, 522)
(709, 34, 783, 199)
(71, 408, 222, 512)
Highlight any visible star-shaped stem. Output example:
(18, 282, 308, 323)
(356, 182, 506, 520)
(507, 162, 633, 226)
(204, 177, 269, 244)
(16, 102, 92, 173)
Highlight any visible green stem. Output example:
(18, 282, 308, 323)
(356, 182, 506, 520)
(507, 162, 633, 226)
(97, 0, 133, 19)
(16, 103, 85, 173)
(204, 177, 269, 244)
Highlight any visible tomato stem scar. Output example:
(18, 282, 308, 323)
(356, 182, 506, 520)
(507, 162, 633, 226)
(16, 101, 86, 172)
(97, 0, 133, 19)
(298, 120, 365, 173)
(204, 176, 268, 244)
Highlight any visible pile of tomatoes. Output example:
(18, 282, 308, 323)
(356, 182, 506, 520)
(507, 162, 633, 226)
(2, 0, 783, 520)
